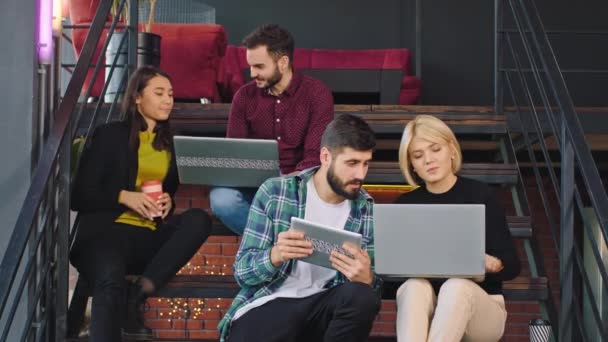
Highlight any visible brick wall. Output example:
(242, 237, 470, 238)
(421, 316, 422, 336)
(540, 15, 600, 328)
(144, 184, 556, 341)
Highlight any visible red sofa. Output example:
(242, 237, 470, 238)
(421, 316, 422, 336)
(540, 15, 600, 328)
(219, 45, 421, 105)
(68, 0, 227, 101)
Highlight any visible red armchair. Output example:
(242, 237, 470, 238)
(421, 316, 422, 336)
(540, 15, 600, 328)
(219, 46, 421, 105)
(68, 0, 227, 101)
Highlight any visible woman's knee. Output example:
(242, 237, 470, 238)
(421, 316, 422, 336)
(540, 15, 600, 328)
(437, 278, 477, 309)
(90, 267, 127, 298)
(179, 208, 212, 235)
(396, 278, 433, 302)
(182, 208, 211, 226)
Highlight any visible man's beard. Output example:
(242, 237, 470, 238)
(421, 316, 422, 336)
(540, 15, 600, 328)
(259, 67, 282, 90)
(326, 163, 363, 201)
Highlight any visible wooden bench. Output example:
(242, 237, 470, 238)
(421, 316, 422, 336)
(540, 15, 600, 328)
(366, 162, 519, 185)
(208, 215, 533, 239)
(152, 275, 548, 302)
(168, 104, 508, 136)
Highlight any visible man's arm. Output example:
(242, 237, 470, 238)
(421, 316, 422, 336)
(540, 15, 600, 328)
(232, 182, 280, 287)
(294, 84, 334, 171)
(226, 88, 249, 138)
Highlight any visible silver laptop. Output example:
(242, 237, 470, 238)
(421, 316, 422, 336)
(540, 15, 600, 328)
(374, 204, 485, 278)
(173, 136, 281, 187)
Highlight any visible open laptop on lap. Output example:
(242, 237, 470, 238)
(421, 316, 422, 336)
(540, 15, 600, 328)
(173, 136, 281, 187)
(373, 204, 485, 278)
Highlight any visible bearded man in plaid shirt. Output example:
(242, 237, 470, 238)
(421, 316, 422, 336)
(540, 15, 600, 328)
(218, 114, 382, 342)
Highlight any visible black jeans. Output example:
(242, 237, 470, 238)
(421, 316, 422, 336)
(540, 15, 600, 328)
(70, 209, 211, 342)
(227, 282, 381, 342)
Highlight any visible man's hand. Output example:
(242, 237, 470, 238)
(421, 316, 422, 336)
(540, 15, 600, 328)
(330, 243, 373, 285)
(485, 254, 504, 273)
(270, 230, 313, 267)
(157, 193, 172, 219)
(118, 190, 160, 221)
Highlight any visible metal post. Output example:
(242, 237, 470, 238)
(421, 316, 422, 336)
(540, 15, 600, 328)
(37, 64, 51, 166)
(51, 34, 61, 128)
(494, 0, 504, 114)
(128, 0, 139, 77)
(560, 119, 575, 342)
(54, 128, 71, 342)
(414, 0, 422, 82)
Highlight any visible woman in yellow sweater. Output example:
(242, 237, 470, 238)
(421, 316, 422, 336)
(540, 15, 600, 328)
(70, 66, 212, 342)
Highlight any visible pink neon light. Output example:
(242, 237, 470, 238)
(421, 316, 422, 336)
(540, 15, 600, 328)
(38, 0, 53, 63)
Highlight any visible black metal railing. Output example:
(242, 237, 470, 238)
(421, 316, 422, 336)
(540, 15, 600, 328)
(496, 0, 608, 340)
(0, 1, 138, 340)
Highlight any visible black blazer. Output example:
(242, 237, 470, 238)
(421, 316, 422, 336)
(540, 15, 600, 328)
(71, 120, 178, 243)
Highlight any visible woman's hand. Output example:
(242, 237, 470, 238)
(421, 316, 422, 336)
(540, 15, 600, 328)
(157, 193, 173, 219)
(118, 190, 160, 220)
(485, 254, 504, 273)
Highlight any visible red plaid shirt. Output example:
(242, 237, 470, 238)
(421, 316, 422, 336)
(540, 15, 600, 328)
(226, 71, 334, 174)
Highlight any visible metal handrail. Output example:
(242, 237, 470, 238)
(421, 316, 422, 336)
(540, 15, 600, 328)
(496, 0, 608, 339)
(0, 0, 138, 340)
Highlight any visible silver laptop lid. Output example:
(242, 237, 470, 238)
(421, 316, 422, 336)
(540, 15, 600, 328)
(173, 136, 281, 187)
(374, 204, 485, 278)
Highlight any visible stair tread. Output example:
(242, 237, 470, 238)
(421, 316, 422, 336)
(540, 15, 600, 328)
(165, 274, 546, 288)
(166, 104, 508, 135)
(210, 216, 532, 238)
(368, 162, 518, 175)
(155, 274, 548, 301)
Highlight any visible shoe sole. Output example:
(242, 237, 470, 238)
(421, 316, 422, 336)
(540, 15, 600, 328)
(121, 332, 153, 341)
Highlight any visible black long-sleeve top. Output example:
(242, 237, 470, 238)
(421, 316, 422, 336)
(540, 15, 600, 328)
(70, 121, 178, 243)
(395, 176, 521, 295)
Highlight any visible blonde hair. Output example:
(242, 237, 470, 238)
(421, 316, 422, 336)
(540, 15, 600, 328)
(398, 115, 462, 186)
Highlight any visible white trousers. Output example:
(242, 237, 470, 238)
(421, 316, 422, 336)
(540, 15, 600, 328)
(396, 278, 507, 342)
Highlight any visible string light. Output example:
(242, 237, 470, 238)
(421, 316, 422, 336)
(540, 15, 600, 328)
(176, 261, 229, 276)
(152, 256, 232, 325)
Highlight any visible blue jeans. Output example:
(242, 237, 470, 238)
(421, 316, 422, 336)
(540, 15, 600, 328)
(209, 187, 257, 235)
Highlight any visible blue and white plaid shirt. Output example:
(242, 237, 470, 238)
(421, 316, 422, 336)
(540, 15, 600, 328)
(218, 166, 382, 341)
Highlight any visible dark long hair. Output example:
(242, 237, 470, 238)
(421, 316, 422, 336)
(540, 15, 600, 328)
(122, 66, 173, 152)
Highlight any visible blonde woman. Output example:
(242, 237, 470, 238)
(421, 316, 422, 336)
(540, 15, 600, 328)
(394, 115, 520, 342)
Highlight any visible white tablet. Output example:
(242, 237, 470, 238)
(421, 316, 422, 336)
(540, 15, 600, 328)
(290, 217, 363, 269)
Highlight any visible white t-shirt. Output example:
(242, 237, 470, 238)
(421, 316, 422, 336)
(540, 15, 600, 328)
(233, 178, 351, 320)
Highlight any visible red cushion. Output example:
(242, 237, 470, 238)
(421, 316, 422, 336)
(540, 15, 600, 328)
(400, 76, 422, 105)
(150, 23, 227, 101)
(69, 0, 112, 25)
(402, 75, 421, 90)
(70, 22, 227, 100)
(293, 49, 312, 69)
(307, 49, 406, 71)
(219, 46, 421, 104)
(218, 45, 247, 100)
(400, 88, 421, 105)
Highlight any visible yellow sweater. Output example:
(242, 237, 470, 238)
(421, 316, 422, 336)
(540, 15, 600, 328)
(116, 131, 170, 230)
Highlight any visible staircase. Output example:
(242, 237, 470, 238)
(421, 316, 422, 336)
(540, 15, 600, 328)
(63, 103, 548, 341)
(65, 103, 555, 341)
(2, 0, 608, 341)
